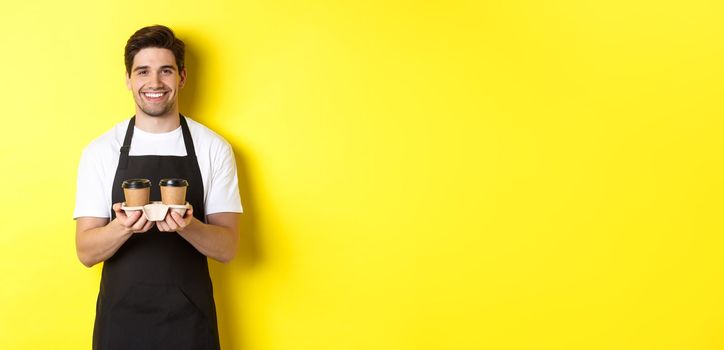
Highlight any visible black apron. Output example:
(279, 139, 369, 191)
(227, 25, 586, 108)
(93, 115, 221, 350)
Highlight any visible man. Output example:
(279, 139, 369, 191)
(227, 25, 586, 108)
(74, 25, 242, 350)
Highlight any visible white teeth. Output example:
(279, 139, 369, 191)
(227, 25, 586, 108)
(143, 92, 164, 98)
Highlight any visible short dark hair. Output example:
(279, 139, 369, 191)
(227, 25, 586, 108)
(124, 25, 185, 76)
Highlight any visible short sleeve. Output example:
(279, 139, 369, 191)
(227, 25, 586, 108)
(205, 141, 243, 215)
(73, 147, 111, 219)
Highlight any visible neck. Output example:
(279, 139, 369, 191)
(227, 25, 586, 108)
(134, 110, 181, 133)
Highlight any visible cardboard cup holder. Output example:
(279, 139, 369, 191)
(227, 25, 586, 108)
(121, 201, 192, 221)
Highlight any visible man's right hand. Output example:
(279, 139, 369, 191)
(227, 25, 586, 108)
(112, 202, 155, 234)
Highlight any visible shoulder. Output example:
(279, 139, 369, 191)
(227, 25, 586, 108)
(184, 116, 233, 155)
(81, 119, 130, 159)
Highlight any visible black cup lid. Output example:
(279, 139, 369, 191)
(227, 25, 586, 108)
(122, 178, 151, 189)
(159, 178, 189, 187)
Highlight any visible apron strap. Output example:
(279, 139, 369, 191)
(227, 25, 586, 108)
(119, 115, 193, 168)
(119, 116, 136, 170)
(179, 115, 197, 158)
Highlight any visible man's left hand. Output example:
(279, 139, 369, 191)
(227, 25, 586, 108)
(157, 206, 194, 232)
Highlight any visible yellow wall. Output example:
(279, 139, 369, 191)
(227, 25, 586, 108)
(2, 0, 724, 349)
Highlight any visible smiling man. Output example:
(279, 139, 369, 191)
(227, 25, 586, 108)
(73, 25, 242, 350)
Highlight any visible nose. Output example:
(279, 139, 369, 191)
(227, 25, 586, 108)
(148, 72, 163, 88)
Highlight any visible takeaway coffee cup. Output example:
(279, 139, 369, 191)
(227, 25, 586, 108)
(159, 178, 188, 205)
(122, 179, 151, 207)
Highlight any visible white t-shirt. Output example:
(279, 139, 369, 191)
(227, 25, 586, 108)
(73, 116, 243, 219)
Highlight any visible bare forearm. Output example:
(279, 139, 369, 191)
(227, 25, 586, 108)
(177, 218, 238, 263)
(76, 206, 155, 267)
(76, 220, 133, 267)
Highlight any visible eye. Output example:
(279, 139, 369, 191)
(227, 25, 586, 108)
(162, 69, 173, 75)
(137, 70, 147, 76)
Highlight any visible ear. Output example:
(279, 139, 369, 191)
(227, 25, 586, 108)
(125, 72, 131, 90)
(179, 67, 187, 89)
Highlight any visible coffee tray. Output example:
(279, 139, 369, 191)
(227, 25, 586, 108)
(121, 201, 191, 221)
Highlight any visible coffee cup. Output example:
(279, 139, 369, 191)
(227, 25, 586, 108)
(159, 178, 188, 205)
(122, 179, 151, 207)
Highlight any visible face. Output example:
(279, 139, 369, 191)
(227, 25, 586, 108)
(126, 47, 186, 118)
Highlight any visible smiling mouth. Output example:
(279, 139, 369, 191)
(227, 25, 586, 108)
(141, 91, 168, 101)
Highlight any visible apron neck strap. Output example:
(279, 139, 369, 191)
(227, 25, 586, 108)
(119, 116, 136, 170)
(179, 114, 196, 158)
(118, 114, 195, 170)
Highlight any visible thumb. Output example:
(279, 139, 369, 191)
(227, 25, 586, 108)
(112, 203, 127, 219)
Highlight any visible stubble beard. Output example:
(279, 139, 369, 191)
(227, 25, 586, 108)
(140, 103, 173, 117)
(136, 93, 176, 117)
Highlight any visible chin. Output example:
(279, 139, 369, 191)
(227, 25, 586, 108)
(140, 106, 173, 117)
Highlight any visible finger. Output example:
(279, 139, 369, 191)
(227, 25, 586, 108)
(141, 220, 154, 232)
(123, 210, 141, 227)
(132, 215, 148, 232)
(170, 211, 185, 226)
(165, 214, 179, 231)
(185, 207, 193, 218)
(157, 221, 169, 232)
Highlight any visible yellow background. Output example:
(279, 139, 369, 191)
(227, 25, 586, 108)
(1, 0, 724, 349)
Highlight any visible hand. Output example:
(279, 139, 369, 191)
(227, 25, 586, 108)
(112, 202, 154, 234)
(157, 206, 194, 233)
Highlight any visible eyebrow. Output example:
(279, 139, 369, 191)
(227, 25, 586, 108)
(132, 65, 177, 72)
